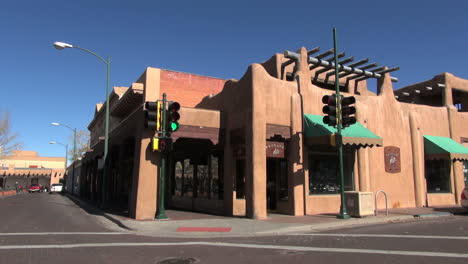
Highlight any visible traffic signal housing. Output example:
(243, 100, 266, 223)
(322, 94, 339, 127)
(167, 102, 180, 132)
(144, 101, 162, 131)
(341, 96, 356, 127)
(151, 137, 173, 152)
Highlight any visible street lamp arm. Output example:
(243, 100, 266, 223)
(52, 122, 74, 132)
(53, 40, 111, 202)
(73, 46, 109, 66)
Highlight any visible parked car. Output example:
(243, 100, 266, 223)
(28, 184, 41, 193)
(49, 183, 63, 194)
(462, 187, 468, 209)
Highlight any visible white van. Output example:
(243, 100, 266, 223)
(50, 183, 63, 194)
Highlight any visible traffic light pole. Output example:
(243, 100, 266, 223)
(156, 93, 168, 220)
(333, 28, 351, 219)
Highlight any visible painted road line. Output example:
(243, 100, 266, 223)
(0, 241, 467, 259)
(0, 232, 128, 236)
(176, 227, 232, 232)
(291, 233, 468, 240)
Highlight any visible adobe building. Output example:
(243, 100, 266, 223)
(78, 47, 468, 220)
(0, 150, 65, 189)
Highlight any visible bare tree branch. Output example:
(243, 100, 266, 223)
(0, 110, 23, 159)
(68, 129, 90, 162)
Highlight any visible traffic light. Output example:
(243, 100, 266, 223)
(167, 102, 180, 132)
(144, 101, 162, 131)
(322, 94, 339, 127)
(341, 96, 356, 127)
(151, 137, 173, 152)
(152, 137, 160, 151)
(330, 133, 343, 147)
(159, 137, 173, 152)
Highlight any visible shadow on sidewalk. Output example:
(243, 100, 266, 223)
(432, 206, 468, 215)
(64, 193, 132, 230)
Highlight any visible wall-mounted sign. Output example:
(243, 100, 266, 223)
(384, 146, 401, 173)
(266, 141, 285, 158)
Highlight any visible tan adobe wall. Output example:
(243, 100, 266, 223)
(1, 159, 65, 169)
(12, 150, 39, 157)
(289, 47, 418, 214)
(1, 151, 65, 170)
(160, 70, 226, 107)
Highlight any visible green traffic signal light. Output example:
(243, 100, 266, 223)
(169, 122, 179, 132)
(167, 102, 180, 132)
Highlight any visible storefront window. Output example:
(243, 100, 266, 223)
(210, 156, 222, 199)
(236, 159, 245, 199)
(197, 164, 209, 198)
(308, 147, 355, 195)
(183, 159, 193, 197)
(174, 161, 183, 197)
(425, 159, 451, 193)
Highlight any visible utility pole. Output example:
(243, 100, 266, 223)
(156, 93, 168, 220)
(333, 28, 351, 219)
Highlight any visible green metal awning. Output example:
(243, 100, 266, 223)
(303, 114, 383, 148)
(424, 135, 468, 161)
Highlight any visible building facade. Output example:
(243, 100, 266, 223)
(78, 47, 468, 220)
(0, 150, 65, 189)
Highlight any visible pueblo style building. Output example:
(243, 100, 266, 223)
(0, 150, 65, 189)
(77, 47, 468, 220)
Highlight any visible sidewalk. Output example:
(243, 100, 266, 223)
(66, 194, 466, 238)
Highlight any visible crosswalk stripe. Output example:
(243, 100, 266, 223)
(291, 233, 468, 240)
(0, 241, 467, 258)
(0, 232, 128, 236)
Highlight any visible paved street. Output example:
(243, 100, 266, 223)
(1, 193, 468, 263)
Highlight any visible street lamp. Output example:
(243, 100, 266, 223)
(51, 122, 77, 195)
(49, 141, 68, 172)
(53, 41, 111, 205)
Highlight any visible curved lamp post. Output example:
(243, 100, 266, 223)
(51, 122, 76, 194)
(49, 141, 68, 172)
(53, 41, 110, 205)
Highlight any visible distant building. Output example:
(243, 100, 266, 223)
(0, 150, 65, 189)
(78, 47, 468, 220)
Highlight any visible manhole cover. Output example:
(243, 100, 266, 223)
(156, 257, 197, 264)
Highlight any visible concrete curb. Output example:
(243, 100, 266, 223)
(0, 191, 26, 199)
(62, 194, 456, 238)
(257, 215, 418, 236)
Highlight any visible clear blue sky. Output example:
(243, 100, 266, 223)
(1, 0, 467, 159)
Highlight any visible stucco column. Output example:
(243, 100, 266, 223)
(245, 64, 267, 220)
(129, 67, 161, 220)
(409, 112, 425, 207)
(357, 148, 370, 192)
(223, 129, 234, 215)
(447, 107, 462, 204)
(289, 93, 305, 215)
(444, 74, 462, 204)
(130, 127, 160, 220)
(453, 161, 464, 204)
(442, 73, 453, 106)
(286, 47, 309, 216)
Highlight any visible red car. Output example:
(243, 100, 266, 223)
(28, 184, 41, 193)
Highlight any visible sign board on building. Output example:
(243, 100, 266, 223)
(384, 146, 401, 173)
(266, 141, 285, 158)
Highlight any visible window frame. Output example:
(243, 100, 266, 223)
(308, 146, 355, 196)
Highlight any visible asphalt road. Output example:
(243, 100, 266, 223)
(1, 193, 468, 264)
